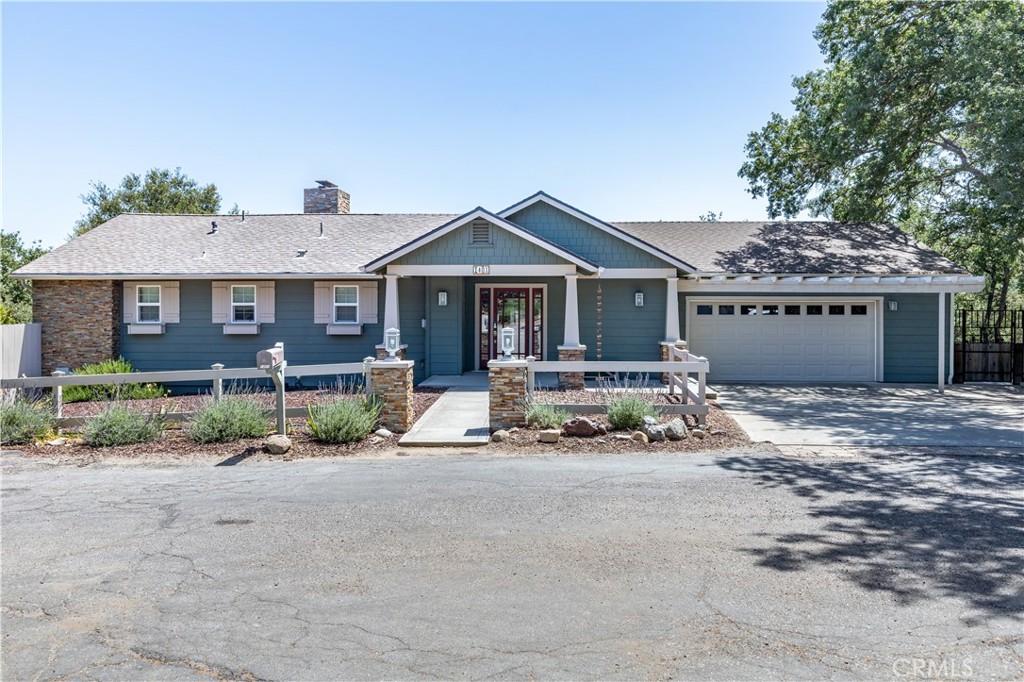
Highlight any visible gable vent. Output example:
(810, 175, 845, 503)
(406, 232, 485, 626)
(470, 219, 492, 245)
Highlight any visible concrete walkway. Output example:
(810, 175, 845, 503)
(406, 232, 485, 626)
(715, 383, 1024, 448)
(399, 376, 490, 446)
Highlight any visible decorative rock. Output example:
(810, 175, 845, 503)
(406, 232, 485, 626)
(596, 438, 607, 444)
(508, 427, 519, 433)
(595, 422, 608, 436)
(631, 431, 649, 444)
(613, 434, 633, 441)
(562, 417, 601, 438)
(539, 429, 561, 444)
(45, 437, 67, 446)
(640, 415, 666, 442)
(374, 428, 394, 438)
(710, 429, 726, 436)
(641, 415, 659, 429)
(491, 429, 509, 443)
(265, 434, 292, 455)
(665, 418, 689, 441)
(691, 429, 707, 440)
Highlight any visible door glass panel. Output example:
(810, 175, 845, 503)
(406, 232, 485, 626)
(479, 289, 490, 369)
(532, 288, 543, 359)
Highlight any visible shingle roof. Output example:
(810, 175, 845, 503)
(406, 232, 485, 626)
(15, 213, 459, 277)
(16, 212, 967, 278)
(612, 220, 967, 275)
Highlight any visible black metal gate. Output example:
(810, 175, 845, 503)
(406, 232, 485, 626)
(953, 309, 1023, 384)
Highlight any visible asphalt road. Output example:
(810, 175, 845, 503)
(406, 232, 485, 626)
(2, 447, 1022, 681)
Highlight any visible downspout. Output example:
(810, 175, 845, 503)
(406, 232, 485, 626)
(596, 267, 604, 362)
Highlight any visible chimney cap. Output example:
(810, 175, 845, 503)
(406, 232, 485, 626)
(315, 180, 337, 188)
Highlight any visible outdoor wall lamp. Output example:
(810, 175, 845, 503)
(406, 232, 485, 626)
(500, 327, 515, 359)
(385, 327, 401, 360)
(438, 290, 448, 307)
(635, 292, 645, 307)
(888, 300, 898, 312)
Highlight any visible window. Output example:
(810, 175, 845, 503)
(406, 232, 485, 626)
(829, 305, 846, 315)
(741, 305, 758, 316)
(470, 219, 492, 245)
(851, 304, 868, 316)
(762, 305, 779, 316)
(807, 305, 823, 315)
(333, 285, 359, 323)
(696, 304, 713, 315)
(231, 285, 256, 323)
(137, 285, 161, 323)
(784, 305, 801, 316)
(718, 305, 735, 315)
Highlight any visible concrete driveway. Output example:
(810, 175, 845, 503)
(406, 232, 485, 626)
(715, 383, 1024, 448)
(2, 449, 1022, 680)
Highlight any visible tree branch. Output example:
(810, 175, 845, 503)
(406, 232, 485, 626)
(927, 135, 986, 180)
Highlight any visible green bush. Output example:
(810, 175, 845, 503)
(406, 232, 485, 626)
(524, 402, 571, 429)
(0, 399, 56, 445)
(189, 396, 270, 443)
(606, 395, 657, 431)
(63, 358, 167, 403)
(83, 405, 163, 447)
(307, 397, 381, 444)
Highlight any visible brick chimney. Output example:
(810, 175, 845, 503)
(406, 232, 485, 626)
(304, 180, 350, 214)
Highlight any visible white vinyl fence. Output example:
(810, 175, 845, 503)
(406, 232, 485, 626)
(1, 323, 41, 379)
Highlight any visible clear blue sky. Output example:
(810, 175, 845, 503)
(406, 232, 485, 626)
(2, 1, 826, 248)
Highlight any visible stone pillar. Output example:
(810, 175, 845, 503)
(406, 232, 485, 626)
(488, 359, 528, 431)
(556, 345, 586, 389)
(33, 279, 121, 373)
(370, 360, 415, 433)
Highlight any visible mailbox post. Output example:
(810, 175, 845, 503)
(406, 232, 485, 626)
(257, 342, 287, 435)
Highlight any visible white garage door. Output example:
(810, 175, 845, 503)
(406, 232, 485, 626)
(687, 301, 878, 382)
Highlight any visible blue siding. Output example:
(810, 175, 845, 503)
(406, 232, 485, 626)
(426, 276, 463, 375)
(578, 279, 666, 361)
(121, 279, 427, 389)
(679, 292, 952, 383)
(394, 221, 566, 266)
(506, 202, 672, 269)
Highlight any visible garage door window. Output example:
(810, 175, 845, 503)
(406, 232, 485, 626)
(718, 305, 735, 315)
(741, 305, 758, 316)
(762, 305, 779, 316)
(807, 305, 823, 315)
(829, 305, 845, 315)
(784, 305, 801, 315)
(851, 305, 868, 315)
(696, 305, 713, 315)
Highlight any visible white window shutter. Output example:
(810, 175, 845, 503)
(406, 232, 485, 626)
(359, 282, 378, 323)
(123, 283, 137, 324)
(163, 282, 180, 323)
(314, 282, 331, 324)
(211, 282, 229, 323)
(257, 282, 275, 324)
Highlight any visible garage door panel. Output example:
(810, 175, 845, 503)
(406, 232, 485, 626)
(689, 301, 876, 382)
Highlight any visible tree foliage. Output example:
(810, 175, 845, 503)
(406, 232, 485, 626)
(72, 167, 232, 237)
(739, 1, 1024, 316)
(1, 232, 49, 323)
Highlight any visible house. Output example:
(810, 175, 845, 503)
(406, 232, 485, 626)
(14, 182, 983, 387)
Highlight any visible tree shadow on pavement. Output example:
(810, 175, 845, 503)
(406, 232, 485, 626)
(715, 452, 1024, 624)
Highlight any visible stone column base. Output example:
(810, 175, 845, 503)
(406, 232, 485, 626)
(375, 344, 408, 361)
(556, 345, 587, 389)
(369, 360, 415, 433)
(488, 359, 528, 431)
(660, 340, 688, 383)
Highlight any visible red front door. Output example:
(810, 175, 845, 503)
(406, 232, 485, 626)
(479, 287, 544, 368)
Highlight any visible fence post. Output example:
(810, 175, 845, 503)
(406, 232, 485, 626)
(362, 356, 375, 395)
(50, 370, 65, 418)
(210, 363, 224, 401)
(525, 356, 536, 397)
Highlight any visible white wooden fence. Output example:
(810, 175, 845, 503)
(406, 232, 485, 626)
(1, 323, 41, 379)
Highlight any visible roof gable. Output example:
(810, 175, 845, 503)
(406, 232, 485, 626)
(499, 192, 696, 272)
(363, 208, 598, 273)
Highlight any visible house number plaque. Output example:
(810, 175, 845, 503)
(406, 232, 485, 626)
(473, 265, 490, 275)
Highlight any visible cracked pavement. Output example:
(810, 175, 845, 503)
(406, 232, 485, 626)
(2, 447, 1022, 680)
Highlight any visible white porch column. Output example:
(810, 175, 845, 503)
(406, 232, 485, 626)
(664, 277, 680, 342)
(563, 274, 581, 347)
(938, 291, 946, 394)
(382, 274, 400, 345)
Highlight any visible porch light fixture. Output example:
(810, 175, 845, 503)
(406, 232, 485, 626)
(438, 290, 448, 307)
(500, 327, 515, 359)
(385, 327, 401, 360)
(888, 300, 898, 312)
(635, 292, 644, 307)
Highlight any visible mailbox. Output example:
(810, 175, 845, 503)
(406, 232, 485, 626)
(257, 344, 284, 370)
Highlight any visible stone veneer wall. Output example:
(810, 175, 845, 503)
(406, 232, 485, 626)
(33, 280, 120, 373)
(488, 360, 528, 430)
(370, 360, 415, 433)
(556, 345, 586, 389)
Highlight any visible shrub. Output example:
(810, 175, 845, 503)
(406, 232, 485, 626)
(189, 396, 270, 443)
(63, 358, 167, 403)
(606, 395, 657, 431)
(524, 402, 571, 430)
(83, 405, 163, 447)
(0, 399, 56, 445)
(307, 397, 381, 444)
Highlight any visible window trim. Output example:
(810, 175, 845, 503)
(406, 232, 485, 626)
(136, 284, 162, 324)
(332, 284, 360, 324)
(230, 284, 257, 324)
